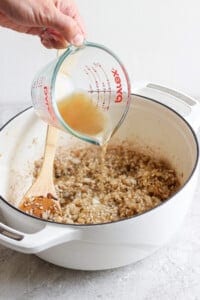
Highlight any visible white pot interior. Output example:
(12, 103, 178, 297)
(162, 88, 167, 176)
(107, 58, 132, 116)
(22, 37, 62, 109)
(0, 95, 198, 209)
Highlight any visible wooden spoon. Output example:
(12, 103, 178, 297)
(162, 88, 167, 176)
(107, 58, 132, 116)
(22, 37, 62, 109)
(19, 125, 61, 218)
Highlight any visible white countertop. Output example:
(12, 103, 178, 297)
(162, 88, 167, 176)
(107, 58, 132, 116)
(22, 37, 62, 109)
(1, 103, 200, 300)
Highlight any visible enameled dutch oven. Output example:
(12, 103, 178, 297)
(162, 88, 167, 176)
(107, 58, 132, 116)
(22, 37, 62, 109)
(0, 83, 199, 270)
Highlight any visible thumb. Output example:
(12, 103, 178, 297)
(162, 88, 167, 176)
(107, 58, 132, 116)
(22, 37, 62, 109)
(51, 10, 84, 46)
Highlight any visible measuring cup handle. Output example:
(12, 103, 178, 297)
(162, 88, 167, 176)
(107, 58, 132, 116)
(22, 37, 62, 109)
(132, 82, 200, 133)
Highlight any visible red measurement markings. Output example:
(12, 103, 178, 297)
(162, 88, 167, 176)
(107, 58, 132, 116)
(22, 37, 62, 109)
(83, 68, 93, 93)
(93, 63, 111, 110)
(91, 64, 105, 108)
(84, 65, 100, 106)
(43, 86, 56, 121)
(91, 65, 101, 106)
(32, 76, 45, 88)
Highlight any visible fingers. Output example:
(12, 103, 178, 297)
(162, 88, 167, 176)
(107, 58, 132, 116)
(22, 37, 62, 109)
(50, 10, 84, 46)
(41, 36, 67, 49)
(40, 28, 69, 49)
(74, 13, 86, 36)
(57, 0, 86, 36)
(36, 1, 86, 49)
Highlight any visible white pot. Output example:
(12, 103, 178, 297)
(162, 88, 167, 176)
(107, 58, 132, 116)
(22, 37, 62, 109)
(0, 83, 199, 270)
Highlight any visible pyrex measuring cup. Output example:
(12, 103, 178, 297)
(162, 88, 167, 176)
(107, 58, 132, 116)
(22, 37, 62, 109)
(31, 41, 131, 145)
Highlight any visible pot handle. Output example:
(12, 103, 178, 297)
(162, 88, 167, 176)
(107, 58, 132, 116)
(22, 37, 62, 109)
(133, 82, 200, 133)
(0, 222, 79, 254)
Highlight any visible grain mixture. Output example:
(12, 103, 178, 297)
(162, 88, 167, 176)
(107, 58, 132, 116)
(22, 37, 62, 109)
(30, 142, 180, 224)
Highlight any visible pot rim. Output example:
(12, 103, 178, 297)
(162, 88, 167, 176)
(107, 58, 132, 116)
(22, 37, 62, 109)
(0, 94, 199, 227)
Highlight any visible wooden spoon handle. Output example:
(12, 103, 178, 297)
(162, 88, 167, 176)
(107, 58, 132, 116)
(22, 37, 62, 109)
(39, 125, 58, 177)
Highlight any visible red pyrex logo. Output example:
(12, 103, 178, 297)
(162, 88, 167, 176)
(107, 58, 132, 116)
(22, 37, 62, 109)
(112, 69, 123, 103)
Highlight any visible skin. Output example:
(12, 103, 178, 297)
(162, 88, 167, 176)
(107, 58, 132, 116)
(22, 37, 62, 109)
(0, 0, 86, 49)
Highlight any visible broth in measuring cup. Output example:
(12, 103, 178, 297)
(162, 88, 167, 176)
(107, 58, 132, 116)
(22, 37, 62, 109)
(57, 92, 111, 145)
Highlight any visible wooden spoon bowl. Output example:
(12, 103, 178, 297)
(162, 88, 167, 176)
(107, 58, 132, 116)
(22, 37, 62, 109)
(19, 126, 62, 218)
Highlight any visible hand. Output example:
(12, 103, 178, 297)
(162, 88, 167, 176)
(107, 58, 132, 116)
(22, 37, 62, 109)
(0, 0, 86, 49)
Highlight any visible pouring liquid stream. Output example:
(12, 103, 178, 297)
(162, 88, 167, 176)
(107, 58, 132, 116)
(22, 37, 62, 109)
(57, 92, 111, 193)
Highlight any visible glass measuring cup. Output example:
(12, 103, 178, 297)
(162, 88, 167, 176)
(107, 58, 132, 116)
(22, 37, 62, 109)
(31, 41, 131, 145)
